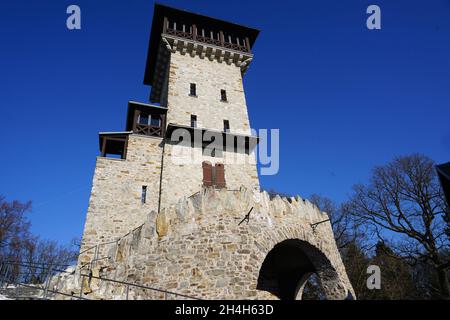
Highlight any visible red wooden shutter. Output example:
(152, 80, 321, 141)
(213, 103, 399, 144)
(202, 161, 213, 187)
(215, 163, 226, 189)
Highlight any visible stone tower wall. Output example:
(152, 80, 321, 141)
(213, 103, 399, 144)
(79, 50, 261, 262)
(78, 135, 163, 264)
(166, 52, 252, 135)
(73, 6, 355, 300)
(158, 50, 260, 209)
(159, 145, 259, 209)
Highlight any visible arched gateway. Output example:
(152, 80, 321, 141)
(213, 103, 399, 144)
(257, 239, 345, 300)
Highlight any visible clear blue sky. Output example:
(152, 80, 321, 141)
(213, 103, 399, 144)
(1, 0, 449, 245)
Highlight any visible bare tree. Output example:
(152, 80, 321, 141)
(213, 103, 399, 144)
(345, 154, 449, 298)
(368, 242, 420, 299)
(0, 196, 32, 262)
(1, 196, 79, 284)
(22, 238, 78, 283)
(309, 194, 364, 250)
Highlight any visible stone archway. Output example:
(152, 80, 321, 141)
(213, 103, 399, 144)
(257, 239, 346, 300)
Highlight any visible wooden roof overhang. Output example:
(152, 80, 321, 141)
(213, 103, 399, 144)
(125, 100, 168, 131)
(144, 3, 260, 103)
(165, 123, 259, 154)
(98, 131, 132, 156)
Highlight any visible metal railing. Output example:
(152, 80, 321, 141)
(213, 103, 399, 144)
(0, 261, 200, 300)
(0, 261, 87, 300)
(80, 223, 147, 266)
(78, 239, 120, 272)
(0, 204, 207, 300)
(77, 222, 148, 274)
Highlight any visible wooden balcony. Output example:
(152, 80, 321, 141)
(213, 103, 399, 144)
(134, 124, 163, 137)
(144, 4, 259, 103)
(126, 101, 167, 138)
(99, 132, 131, 159)
(163, 19, 251, 54)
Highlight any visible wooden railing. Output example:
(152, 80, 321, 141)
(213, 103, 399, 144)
(164, 27, 250, 53)
(165, 28, 194, 40)
(223, 41, 248, 53)
(135, 124, 162, 137)
(195, 34, 221, 47)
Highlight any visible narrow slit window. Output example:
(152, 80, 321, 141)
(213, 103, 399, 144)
(141, 186, 147, 204)
(190, 83, 197, 96)
(220, 89, 227, 102)
(191, 115, 197, 128)
(224, 120, 230, 133)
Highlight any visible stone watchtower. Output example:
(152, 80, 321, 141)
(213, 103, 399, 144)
(77, 4, 355, 300)
(80, 5, 260, 261)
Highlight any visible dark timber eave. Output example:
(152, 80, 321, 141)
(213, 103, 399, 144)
(125, 100, 168, 132)
(143, 3, 260, 87)
(98, 132, 132, 158)
(165, 123, 259, 154)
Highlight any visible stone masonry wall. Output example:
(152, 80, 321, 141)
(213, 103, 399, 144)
(78, 134, 163, 265)
(158, 50, 260, 209)
(166, 52, 252, 135)
(67, 188, 354, 300)
(80, 48, 260, 260)
(159, 144, 260, 209)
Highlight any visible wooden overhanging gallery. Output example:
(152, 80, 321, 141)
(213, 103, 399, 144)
(165, 123, 259, 155)
(99, 4, 260, 160)
(144, 4, 259, 103)
(99, 132, 130, 159)
(99, 101, 167, 159)
(125, 100, 167, 138)
(99, 102, 258, 159)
